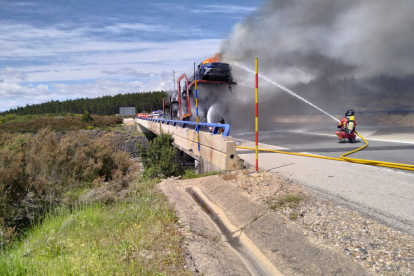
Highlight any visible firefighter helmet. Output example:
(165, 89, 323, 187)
(345, 110, 355, 117)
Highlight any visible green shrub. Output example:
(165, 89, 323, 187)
(0, 129, 135, 246)
(81, 111, 93, 122)
(181, 169, 199, 179)
(1, 114, 17, 123)
(138, 133, 179, 179)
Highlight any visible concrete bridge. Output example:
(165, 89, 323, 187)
(136, 118, 243, 173)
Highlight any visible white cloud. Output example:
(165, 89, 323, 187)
(0, 22, 222, 82)
(1, 32, 222, 84)
(104, 23, 161, 33)
(103, 22, 208, 37)
(101, 68, 154, 79)
(0, 23, 215, 59)
(0, 67, 29, 81)
(0, 2, 240, 111)
(155, 3, 257, 14)
(0, 2, 35, 8)
(0, 82, 53, 110)
(193, 5, 257, 13)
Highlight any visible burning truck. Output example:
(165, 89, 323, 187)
(163, 54, 236, 123)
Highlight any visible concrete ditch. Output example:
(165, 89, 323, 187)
(159, 174, 373, 276)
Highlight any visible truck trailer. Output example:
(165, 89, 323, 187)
(163, 59, 236, 123)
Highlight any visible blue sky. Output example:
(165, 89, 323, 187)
(0, 0, 264, 112)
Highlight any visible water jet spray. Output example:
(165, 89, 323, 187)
(235, 63, 340, 122)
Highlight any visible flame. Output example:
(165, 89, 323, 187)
(202, 53, 221, 64)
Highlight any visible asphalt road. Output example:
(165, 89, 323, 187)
(234, 123, 414, 169)
(233, 123, 414, 235)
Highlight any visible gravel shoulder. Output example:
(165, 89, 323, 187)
(225, 170, 413, 275)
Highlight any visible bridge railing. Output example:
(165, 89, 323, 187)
(137, 117, 230, 137)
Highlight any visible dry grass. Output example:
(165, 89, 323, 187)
(221, 172, 237, 181)
(107, 124, 145, 137)
(217, 170, 308, 221)
(0, 115, 122, 134)
(270, 194, 303, 210)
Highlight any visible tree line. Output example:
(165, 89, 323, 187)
(0, 91, 168, 116)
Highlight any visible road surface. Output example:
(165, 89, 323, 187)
(234, 123, 414, 167)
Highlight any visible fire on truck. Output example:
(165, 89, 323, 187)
(163, 54, 236, 122)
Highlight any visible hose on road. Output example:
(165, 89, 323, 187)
(236, 132, 414, 172)
(340, 132, 414, 171)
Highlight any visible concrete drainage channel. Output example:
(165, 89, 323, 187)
(186, 186, 283, 276)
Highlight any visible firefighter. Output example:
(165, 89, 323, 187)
(210, 118, 225, 134)
(336, 110, 356, 143)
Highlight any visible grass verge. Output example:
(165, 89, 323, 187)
(181, 169, 219, 180)
(270, 194, 303, 210)
(0, 179, 190, 276)
(107, 124, 145, 137)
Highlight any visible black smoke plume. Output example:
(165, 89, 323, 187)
(217, 0, 414, 133)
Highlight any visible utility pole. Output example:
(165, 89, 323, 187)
(255, 58, 259, 172)
(172, 70, 176, 91)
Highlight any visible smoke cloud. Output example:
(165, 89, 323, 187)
(215, 0, 414, 132)
(222, 0, 414, 82)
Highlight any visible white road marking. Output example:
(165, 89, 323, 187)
(299, 152, 328, 157)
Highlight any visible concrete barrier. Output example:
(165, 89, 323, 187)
(136, 119, 242, 172)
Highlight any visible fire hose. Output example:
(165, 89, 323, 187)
(236, 132, 414, 172)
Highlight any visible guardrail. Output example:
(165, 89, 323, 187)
(137, 117, 231, 137)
